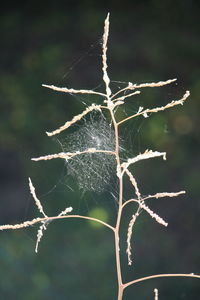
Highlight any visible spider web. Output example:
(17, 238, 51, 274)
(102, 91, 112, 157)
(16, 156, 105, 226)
(53, 97, 144, 200)
(36, 40, 145, 208)
(57, 112, 122, 194)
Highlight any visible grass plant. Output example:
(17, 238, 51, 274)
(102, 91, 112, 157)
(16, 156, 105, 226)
(1, 13, 199, 299)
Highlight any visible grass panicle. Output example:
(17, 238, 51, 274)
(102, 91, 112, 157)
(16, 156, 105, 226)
(0, 13, 199, 300)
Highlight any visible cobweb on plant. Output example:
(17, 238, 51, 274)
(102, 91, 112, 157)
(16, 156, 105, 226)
(56, 73, 145, 196)
(46, 34, 146, 198)
(34, 81, 158, 201)
(57, 111, 125, 194)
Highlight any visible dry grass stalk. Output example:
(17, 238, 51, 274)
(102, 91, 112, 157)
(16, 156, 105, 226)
(29, 177, 47, 218)
(35, 206, 74, 252)
(0, 217, 44, 230)
(102, 12, 111, 99)
(113, 90, 141, 103)
(1, 12, 199, 300)
(125, 169, 141, 200)
(121, 150, 166, 177)
(32, 148, 115, 162)
(0, 178, 73, 252)
(35, 222, 47, 253)
(129, 78, 177, 89)
(42, 84, 106, 97)
(126, 214, 137, 266)
(142, 191, 186, 201)
(46, 103, 101, 136)
(111, 78, 177, 100)
(140, 201, 168, 227)
(118, 90, 190, 125)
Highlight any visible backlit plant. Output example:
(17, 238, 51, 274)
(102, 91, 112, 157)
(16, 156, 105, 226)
(1, 13, 199, 300)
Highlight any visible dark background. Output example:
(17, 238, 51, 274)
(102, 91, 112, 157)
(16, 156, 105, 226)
(0, 1, 199, 299)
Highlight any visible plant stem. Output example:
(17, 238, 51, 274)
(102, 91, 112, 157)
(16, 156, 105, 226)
(114, 199, 124, 300)
(109, 108, 124, 299)
(123, 273, 200, 288)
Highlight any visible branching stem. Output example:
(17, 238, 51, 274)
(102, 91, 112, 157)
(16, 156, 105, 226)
(1, 13, 199, 300)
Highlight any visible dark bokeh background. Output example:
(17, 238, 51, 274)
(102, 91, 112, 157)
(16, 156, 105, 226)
(0, 1, 199, 299)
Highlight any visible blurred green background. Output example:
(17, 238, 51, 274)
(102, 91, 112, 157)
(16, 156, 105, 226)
(0, 1, 199, 299)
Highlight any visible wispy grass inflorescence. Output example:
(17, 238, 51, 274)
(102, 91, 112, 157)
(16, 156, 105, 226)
(0, 13, 199, 300)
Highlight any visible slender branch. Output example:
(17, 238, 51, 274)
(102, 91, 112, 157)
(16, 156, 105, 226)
(142, 191, 186, 201)
(122, 191, 186, 209)
(112, 90, 141, 103)
(122, 199, 138, 209)
(126, 204, 141, 267)
(64, 215, 115, 231)
(125, 169, 141, 199)
(121, 150, 166, 177)
(28, 178, 47, 217)
(139, 202, 168, 226)
(0, 217, 45, 230)
(123, 273, 200, 288)
(0, 214, 115, 232)
(32, 149, 115, 161)
(46, 104, 101, 136)
(102, 13, 111, 98)
(126, 214, 137, 265)
(42, 84, 106, 97)
(118, 90, 190, 126)
(111, 78, 177, 100)
(128, 78, 177, 90)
